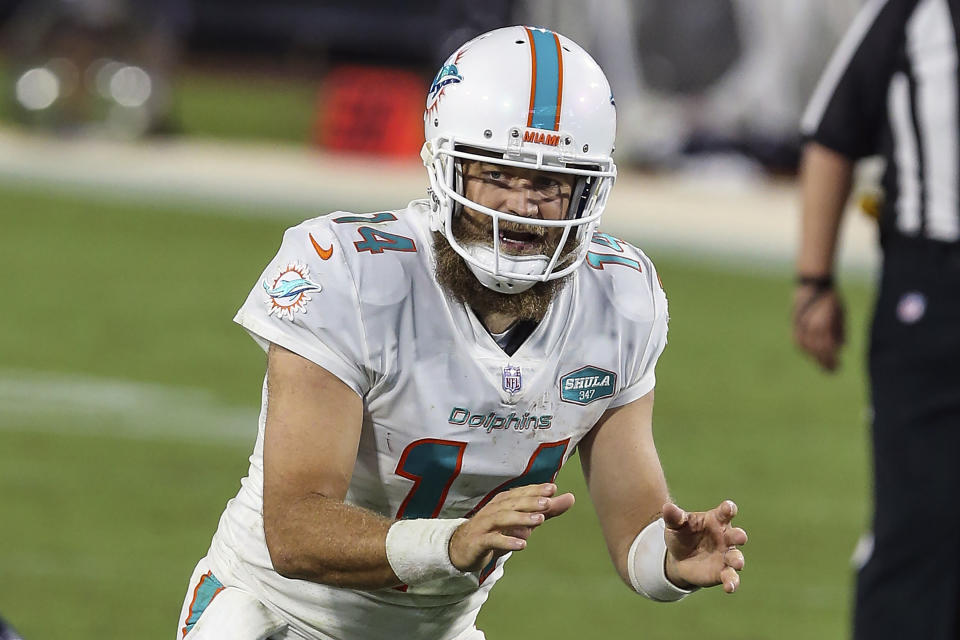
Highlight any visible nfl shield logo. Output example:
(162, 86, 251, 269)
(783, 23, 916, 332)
(502, 365, 522, 394)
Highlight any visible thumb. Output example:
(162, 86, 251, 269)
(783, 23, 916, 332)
(544, 492, 575, 519)
(662, 502, 688, 531)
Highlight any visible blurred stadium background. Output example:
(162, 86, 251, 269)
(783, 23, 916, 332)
(0, 1, 881, 638)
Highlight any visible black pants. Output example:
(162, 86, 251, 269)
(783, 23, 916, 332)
(855, 240, 960, 640)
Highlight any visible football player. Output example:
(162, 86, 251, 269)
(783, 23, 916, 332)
(176, 26, 747, 640)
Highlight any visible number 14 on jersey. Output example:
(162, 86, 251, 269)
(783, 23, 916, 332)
(394, 438, 569, 520)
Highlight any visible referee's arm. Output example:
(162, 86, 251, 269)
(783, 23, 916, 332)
(794, 143, 852, 371)
(794, 0, 914, 370)
(797, 145, 853, 289)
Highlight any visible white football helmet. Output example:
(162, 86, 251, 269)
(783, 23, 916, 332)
(422, 25, 617, 294)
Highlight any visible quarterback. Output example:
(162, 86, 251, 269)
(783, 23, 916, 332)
(176, 26, 747, 640)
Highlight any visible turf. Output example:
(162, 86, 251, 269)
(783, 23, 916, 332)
(0, 181, 873, 639)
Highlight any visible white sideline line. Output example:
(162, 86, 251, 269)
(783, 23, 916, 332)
(0, 370, 258, 444)
(0, 126, 880, 271)
(0, 127, 424, 216)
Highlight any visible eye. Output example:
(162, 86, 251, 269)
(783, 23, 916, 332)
(533, 177, 561, 194)
(483, 170, 512, 186)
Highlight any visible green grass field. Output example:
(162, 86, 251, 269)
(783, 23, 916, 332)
(0, 180, 874, 639)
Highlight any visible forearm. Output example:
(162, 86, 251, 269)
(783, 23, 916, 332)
(606, 501, 665, 586)
(612, 516, 692, 590)
(797, 142, 855, 276)
(580, 404, 668, 587)
(265, 494, 401, 589)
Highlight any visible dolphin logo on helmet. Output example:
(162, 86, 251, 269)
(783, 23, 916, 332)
(428, 64, 463, 104)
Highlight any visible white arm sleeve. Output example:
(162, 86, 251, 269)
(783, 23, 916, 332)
(233, 221, 370, 396)
(608, 254, 669, 408)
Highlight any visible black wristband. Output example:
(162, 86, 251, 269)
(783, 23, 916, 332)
(796, 274, 834, 290)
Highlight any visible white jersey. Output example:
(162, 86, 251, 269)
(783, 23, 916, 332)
(206, 199, 668, 640)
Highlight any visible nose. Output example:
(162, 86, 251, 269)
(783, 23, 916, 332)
(502, 182, 540, 219)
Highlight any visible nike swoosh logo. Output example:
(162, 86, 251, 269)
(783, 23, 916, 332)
(309, 234, 333, 260)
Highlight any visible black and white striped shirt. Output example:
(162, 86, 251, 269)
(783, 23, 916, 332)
(802, 0, 960, 244)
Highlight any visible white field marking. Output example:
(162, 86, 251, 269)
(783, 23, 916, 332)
(0, 369, 258, 445)
(0, 126, 880, 271)
(0, 127, 424, 217)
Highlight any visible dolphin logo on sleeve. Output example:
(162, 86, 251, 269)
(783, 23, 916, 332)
(262, 262, 322, 319)
(263, 277, 321, 299)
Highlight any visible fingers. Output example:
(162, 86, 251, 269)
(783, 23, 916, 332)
(488, 484, 556, 512)
(662, 502, 688, 530)
(720, 565, 740, 593)
(713, 499, 736, 524)
(666, 499, 740, 533)
(536, 483, 558, 497)
(725, 526, 748, 547)
(723, 547, 745, 571)
(495, 482, 557, 498)
(501, 482, 559, 502)
(663, 499, 747, 594)
(500, 525, 534, 541)
(819, 351, 839, 372)
(498, 495, 552, 514)
(490, 509, 547, 529)
(792, 288, 845, 372)
(478, 530, 528, 552)
(489, 484, 574, 520)
(452, 483, 573, 571)
(718, 505, 745, 594)
(799, 315, 841, 370)
(544, 492, 575, 519)
(450, 512, 535, 570)
(808, 322, 840, 370)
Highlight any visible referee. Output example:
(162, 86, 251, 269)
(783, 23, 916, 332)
(794, 0, 960, 638)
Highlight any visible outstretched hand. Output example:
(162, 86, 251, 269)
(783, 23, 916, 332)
(449, 483, 575, 573)
(662, 500, 747, 593)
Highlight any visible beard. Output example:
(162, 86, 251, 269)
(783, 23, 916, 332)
(432, 213, 576, 324)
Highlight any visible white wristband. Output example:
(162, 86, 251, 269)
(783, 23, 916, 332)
(385, 518, 470, 585)
(627, 518, 696, 602)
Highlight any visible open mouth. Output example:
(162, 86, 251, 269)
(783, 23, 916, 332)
(498, 229, 543, 252)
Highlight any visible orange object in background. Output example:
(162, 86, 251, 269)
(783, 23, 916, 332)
(315, 66, 426, 159)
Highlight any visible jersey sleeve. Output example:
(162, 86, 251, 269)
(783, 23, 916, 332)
(607, 252, 669, 409)
(800, 0, 916, 159)
(232, 219, 371, 396)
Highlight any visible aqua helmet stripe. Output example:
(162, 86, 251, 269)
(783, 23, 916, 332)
(524, 27, 564, 131)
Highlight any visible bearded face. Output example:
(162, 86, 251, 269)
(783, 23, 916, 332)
(433, 159, 579, 323)
(433, 228, 566, 323)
